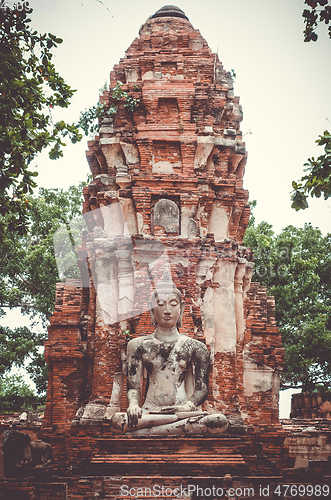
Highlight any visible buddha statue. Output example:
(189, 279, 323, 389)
(108, 282, 228, 435)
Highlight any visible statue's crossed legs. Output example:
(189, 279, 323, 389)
(109, 409, 228, 436)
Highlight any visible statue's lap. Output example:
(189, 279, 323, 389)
(108, 410, 228, 436)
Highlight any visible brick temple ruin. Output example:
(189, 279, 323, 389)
(1, 5, 330, 498)
(45, 3, 284, 431)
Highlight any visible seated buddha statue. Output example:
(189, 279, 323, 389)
(108, 282, 228, 436)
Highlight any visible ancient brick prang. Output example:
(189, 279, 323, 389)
(85, 11, 249, 243)
(44, 5, 283, 433)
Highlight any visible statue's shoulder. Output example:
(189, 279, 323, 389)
(127, 334, 154, 350)
(140, 333, 158, 347)
(184, 336, 209, 355)
(182, 335, 208, 347)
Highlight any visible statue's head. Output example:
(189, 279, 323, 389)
(149, 284, 184, 329)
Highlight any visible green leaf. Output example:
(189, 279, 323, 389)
(292, 130, 331, 209)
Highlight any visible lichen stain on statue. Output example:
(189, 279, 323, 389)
(105, 275, 228, 436)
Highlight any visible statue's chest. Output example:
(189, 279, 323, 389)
(142, 341, 190, 374)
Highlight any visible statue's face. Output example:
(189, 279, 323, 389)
(152, 292, 182, 329)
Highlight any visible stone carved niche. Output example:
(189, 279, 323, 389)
(151, 198, 180, 234)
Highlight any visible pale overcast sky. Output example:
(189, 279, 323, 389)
(26, 0, 331, 235)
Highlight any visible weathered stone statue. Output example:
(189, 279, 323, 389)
(108, 283, 228, 435)
(3, 429, 52, 478)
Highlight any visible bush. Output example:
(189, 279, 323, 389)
(0, 374, 44, 413)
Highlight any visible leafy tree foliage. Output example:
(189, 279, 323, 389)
(0, 7, 82, 241)
(291, 130, 331, 210)
(291, 2, 331, 209)
(0, 183, 85, 402)
(0, 374, 42, 413)
(0, 324, 41, 374)
(0, 183, 84, 320)
(78, 81, 140, 137)
(302, 0, 331, 42)
(0, 323, 45, 408)
(244, 219, 331, 392)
